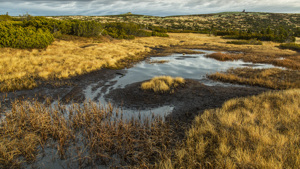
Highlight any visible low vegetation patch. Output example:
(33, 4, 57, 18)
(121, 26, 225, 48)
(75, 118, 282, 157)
(279, 43, 300, 51)
(208, 68, 300, 89)
(159, 89, 300, 168)
(206, 52, 234, 61)
(141, 76, 185, 93)
(0, 100, 178, 168)
(226, 39, 262, 45)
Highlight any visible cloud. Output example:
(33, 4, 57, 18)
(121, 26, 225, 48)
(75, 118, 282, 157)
(0, 0, 299, 16)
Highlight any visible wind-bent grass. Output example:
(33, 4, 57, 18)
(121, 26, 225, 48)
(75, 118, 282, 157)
(0, 100, 177, 168)
(141, 76, 185, 93)
(159, 89, 300, 169)
(208, 68, 300, 89)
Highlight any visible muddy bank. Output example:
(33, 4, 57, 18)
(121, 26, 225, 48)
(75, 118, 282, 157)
(106, 79, 269, 124)
(0, 68, 126, 111)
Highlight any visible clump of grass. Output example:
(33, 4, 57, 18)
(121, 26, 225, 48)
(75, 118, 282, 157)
(146, 60, 169, 64)
(0, 100, 178, 168)
(227, 39, 263, 45)
(141, 76, 185, 93)
(279, 43, 300, 51)
(206, 52, 234, 61)
(159, 89, 300, 168)
(208, 67, 300, 89)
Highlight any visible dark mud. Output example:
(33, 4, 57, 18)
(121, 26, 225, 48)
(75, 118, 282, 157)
(106, 79, 269, 124)
(0, 68, 125, 111)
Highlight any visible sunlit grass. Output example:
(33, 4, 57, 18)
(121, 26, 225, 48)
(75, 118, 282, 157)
(141, 76, 185, 93)
(159, 89, 300, 169)
(208, 68, 300, 89)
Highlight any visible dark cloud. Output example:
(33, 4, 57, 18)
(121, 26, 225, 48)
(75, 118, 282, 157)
(0, 0, 299, 16)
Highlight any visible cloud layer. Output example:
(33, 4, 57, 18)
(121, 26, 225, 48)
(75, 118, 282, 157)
(0, 0, 299, 16)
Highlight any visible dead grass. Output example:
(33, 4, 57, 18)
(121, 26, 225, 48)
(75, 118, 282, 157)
(0, 100, 179, 168)
(208, 68, 300, 89)
(141, 76, 185, 93)
(159, 89, 300, 169)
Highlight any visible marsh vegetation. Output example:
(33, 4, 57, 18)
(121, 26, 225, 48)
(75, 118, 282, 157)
(0, 12, 300, 169)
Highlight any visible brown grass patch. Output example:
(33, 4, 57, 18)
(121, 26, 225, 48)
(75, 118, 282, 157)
(206, 52, 235, 61)
(159, 89, 300, 169)
(208, 68, 300, 89)
(141, 76, 185, 93)
(0, 100, 179, 168)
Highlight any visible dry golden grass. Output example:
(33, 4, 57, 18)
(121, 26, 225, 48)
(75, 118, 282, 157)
(159, 89, 300, 169)
(0, 100, 178, 168)
(141, 76, 185, 93)
(208, 68, 300, 89)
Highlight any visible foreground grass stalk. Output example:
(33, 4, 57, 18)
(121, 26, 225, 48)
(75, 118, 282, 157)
(0, 100, 178, 168)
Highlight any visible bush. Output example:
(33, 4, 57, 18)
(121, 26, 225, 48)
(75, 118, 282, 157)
(0, 23, 54, 49)
(152, 31, 169, 37)
(227, 39, 262, 45)
(279, 43, 300, 51)
(71, 20, 103, 37)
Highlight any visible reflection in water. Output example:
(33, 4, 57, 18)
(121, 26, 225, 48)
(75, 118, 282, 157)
(83, 49, 277, 118)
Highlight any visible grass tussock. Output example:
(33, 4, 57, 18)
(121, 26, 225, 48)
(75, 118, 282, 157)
(159, 89, 300, 169)
(141, 76, 185, 93)
(206, 52, 235, 61)
(0, 100, 178, 168)
(208, 67, 300, 89)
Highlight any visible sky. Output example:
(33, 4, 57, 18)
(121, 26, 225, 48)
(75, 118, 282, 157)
(0, 0, 299, 16)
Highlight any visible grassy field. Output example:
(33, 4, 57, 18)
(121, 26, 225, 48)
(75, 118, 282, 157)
(159, 89, 300, 168)
(208, 68, 300, 89)
(1, 32, 299, 92)
(1, 89, 299, 168)
(1, 29, 300, 168)
(48, 12, 300, 34)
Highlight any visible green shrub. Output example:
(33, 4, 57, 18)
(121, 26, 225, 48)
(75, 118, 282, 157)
(279, 43, 300, 51)
(152, 31, 169, 37)
(0, 14, 13, 21)
(71, 20, 103, 37)
(227, 39, 262, 45)
(0, 23, 54, 49)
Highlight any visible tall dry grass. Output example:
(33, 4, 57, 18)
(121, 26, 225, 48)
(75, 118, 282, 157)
(159, 89, 300, 169)
(141, 76, 185, 93)
(208, 68, 300, 89)
(0, 100, 178, 168)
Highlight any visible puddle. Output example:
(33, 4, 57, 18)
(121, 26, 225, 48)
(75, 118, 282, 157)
(83, 49, 277, 118)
